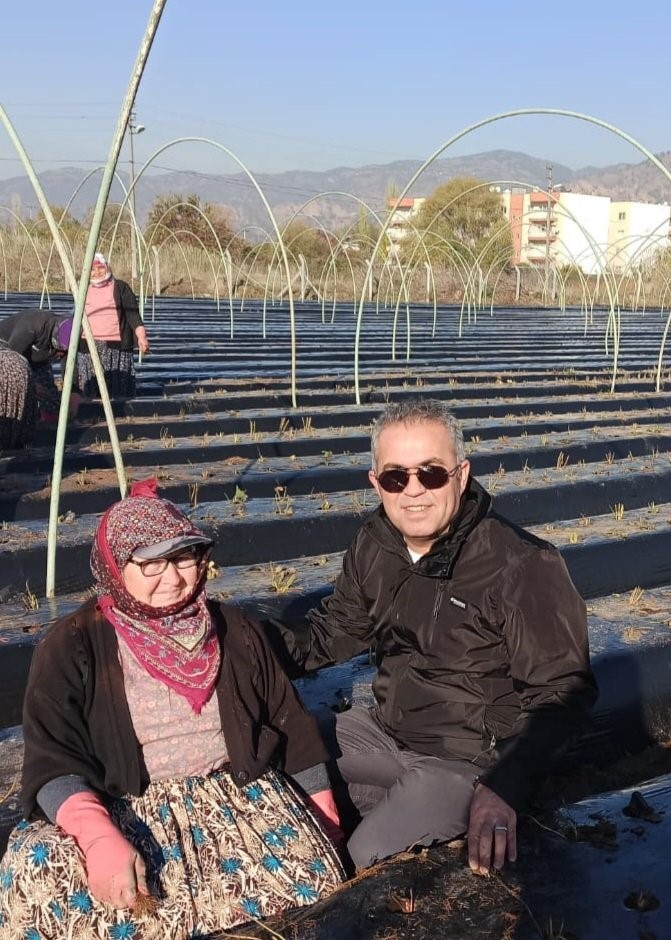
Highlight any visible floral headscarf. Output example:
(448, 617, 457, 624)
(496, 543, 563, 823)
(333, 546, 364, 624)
(91, 478, 220, 714)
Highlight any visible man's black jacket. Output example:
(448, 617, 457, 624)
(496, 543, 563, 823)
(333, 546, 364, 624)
(279, 477, 597, 811)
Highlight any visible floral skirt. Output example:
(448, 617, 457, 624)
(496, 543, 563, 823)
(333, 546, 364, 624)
(0, 769, 344, 939)
(77, 342, 135, 398)
(0, 348, 37, 450)
(31, 361, 61, 414)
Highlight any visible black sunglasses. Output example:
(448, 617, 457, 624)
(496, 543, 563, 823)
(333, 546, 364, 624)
(375, 463, 462, 493)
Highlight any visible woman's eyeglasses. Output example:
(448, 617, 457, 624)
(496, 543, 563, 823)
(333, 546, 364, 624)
(128, 547, 209, 577)
(375, 463, 462, 493)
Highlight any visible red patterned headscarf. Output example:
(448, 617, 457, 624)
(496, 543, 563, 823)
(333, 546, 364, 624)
(91, 478, 220, 714)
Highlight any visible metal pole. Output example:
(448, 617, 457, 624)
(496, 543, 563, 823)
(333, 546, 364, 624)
(545, 163, 553, 302)
(152, 245, 160, 300)
(46, 0, 167, 596)
(129, 118, 137, 283)
(128, 110, 144, 285)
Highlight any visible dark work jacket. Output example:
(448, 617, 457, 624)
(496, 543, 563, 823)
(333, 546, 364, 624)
(22, 597, 328, 819)
(282, 478, 597, 811)
(81, 279, 142, 351)
(0, 309, 65, 365)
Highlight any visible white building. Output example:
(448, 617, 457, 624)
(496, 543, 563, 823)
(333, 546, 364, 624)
(608, 201, 671, 272)
(501, 189, 670, 275)
(553, 192, 611, 275)
(386, 197, 426, 246)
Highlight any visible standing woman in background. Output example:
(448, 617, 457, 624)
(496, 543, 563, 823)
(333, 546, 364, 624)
(77, 252, 149, 399)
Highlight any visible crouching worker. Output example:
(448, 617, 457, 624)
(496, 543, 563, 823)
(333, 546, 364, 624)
(0, 309, 81, 429)
(269, 398, 597, 874)
(0, 480, 343, 938)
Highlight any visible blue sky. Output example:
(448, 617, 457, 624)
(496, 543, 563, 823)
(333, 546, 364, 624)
(2, 0, 670, 183)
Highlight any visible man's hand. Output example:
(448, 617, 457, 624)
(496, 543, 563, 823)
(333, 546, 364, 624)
(467, 782, 516, 875)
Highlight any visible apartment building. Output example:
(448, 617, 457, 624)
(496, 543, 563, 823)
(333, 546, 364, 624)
(501, 189, 670, 274)
(608, 201, 671, 272)
(386, 196, 426, 246)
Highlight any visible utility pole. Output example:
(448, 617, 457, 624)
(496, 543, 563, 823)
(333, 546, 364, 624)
(545, 163, 553, 295)
(127, 111, 145, 284)
(10, 193, 21, 231)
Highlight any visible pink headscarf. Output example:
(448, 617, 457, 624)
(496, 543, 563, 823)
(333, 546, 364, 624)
(91, 478, 220, 714)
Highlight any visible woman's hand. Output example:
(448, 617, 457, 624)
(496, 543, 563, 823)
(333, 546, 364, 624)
(135, 326, 150, 355)
(85, 837, 148, 909)
(56, 790, 150, 910)
(68, 391, 84, 418)
(307, 788, 346, 848)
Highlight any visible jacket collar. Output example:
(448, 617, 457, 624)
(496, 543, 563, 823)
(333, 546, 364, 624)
(366, 476, 491, 576)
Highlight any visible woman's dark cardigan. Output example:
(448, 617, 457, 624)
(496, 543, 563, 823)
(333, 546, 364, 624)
(109, 279, 143, 350)
(21, 598, 328, 819)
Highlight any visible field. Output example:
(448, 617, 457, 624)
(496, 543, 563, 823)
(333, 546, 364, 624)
(1, 295, 671, 939)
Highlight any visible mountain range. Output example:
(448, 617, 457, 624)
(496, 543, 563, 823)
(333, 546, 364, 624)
(2, 148, 670, 234)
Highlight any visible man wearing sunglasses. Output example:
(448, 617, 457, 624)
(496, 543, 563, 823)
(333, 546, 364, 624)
(274, 398, 596, 875)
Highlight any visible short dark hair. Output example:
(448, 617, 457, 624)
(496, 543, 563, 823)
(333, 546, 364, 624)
(371, 398, 465, 469)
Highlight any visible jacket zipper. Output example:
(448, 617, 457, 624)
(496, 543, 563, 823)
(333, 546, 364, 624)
(432, 578, 447, 620)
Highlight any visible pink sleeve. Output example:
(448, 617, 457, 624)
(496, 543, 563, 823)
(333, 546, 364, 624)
(56, 790, 134, 880)
(306, 788, 345, 846)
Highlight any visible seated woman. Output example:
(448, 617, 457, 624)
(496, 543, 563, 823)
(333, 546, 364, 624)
(0, 480, 343, 938)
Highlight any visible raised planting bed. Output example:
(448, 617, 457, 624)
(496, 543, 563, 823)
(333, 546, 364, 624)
(3, 445, 671, 599)
(22, 387, 671, 452)
(9, 409, 671, 490)
(4, 415, 671, 521)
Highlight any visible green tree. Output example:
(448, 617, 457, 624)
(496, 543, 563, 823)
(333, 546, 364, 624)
(86, 201, 133, 233)
(79, 203, 134, 257)
(280, 220, 335, 269)
(145, 193, 236, 254)
(408, 177, 512, 269)
(345, 207, 382, 253)
(32, 205, 82, 242)
(385, 180, 400, 207)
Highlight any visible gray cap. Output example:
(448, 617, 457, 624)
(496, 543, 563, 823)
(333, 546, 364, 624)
(133, 534, 213, 560)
